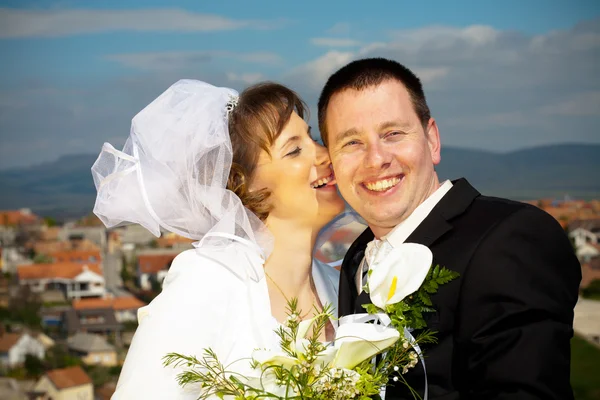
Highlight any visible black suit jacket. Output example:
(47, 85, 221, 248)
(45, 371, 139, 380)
(338, 178, 581, 400)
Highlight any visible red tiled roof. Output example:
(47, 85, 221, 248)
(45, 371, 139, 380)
(138, 254, 176, 274)
(50, 250, 102, 263)
(156, 235, 195, 248)
(17, 263, 102, 280)
(0, 333, 22, 352)
(45, 366, 92, 390)
(73, 296, 146, 311)
(33, 239, 100, 255)
(0, 210, 39, 226)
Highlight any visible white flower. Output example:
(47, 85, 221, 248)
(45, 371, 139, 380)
(251, 349, 299, 369)
(328, 322, 400, 369)
(368, 243, 433, 309)
(252, 316, 320, 367)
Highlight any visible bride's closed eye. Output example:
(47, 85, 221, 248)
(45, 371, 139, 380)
(286, 146, 302, 157)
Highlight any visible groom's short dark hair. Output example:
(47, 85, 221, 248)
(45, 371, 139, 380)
(318, 58, 431, 147)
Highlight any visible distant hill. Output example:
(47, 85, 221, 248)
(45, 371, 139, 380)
(0, 144, 598, 220)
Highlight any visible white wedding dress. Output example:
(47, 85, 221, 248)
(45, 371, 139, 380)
(112, 241, 339, 399)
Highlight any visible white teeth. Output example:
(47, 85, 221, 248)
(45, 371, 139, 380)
(365, 177, 400, 192)
(311, 174, 332, 189)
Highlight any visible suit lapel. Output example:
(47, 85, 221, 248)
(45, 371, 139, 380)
(339, 228, 373, 317)
(406, 178, 480, 246)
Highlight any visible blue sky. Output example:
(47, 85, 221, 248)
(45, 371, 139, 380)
(0, 0, 599, 169)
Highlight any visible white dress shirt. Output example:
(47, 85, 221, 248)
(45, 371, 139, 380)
(356, 180, 453, 291)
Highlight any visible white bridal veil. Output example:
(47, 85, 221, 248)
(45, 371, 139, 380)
(91, 79, 274, 260)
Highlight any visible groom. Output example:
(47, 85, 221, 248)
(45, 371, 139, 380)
(318, 58, 581, 399)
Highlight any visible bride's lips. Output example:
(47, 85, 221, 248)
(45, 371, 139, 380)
(311, 171, 337, 191)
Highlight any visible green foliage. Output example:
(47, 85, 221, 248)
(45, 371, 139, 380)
(83, 365, 113, 387)
(122, 320, 138, 332)
(571, 334, 600, 400)
(363, 264, 459, 331)
(33, 253, 53, 264)
(109, 365, 123, 376)
(6, 367, 27, 379)
(581, 279, 600, 301)
(45, 345, 82, 370)
(43, 216, 57, 227)
(120, 262, 132, 284)
(163, 299, 393, 399)
(24, 354, 44, 377)
(7, 286, 42, 329)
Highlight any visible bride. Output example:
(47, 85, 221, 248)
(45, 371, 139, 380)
(91, 79, 348, 398)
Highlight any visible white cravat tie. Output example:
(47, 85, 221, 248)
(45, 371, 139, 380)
(356, 238, 394, 292)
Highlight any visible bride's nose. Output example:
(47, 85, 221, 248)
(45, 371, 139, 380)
(315, 141, 332, 167)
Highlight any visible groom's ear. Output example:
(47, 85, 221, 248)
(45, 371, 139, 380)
(425, 118, 441, 166)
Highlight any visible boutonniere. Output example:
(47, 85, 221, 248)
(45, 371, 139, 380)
(363, 243, 460, 330)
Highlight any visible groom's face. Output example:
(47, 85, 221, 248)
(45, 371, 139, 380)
(324, 79, 441, 237)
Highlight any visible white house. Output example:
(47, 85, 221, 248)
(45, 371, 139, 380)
(17, 262, 106, 300)
(576, 243, 600, 263)
(1, 247, 32, 274)
(136, 249, 180, 290)
(0, 332, 45, 369)
(570, 227, 598, 248)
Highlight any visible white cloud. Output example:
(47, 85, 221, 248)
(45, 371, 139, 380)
(226, 72, 265, 85)
(311, 37, 362, 47)
(282, 19, 600, 151)
(412, 67, 450, 84)
(2, 19, 600, 169)
(326, 22, 351, 36)
(539, 91, 600, 116)
(387, 25, 501, 54)
(106, 50, 283, 71)
(285, 51, 354, 91)
(0, 7, 284, 38)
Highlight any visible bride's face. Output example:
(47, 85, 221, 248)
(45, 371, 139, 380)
(252, 112, 345, 229)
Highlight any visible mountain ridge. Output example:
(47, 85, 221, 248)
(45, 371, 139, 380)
(1, 143, 598, 220)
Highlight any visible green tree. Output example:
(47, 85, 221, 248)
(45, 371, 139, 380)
(150, 275, 162, 293)
(582, 279, 600, 301)
(83, 365, 112, 387)
(45, 344, 81, 370)
(43, 216, 57, 227)
(33, 253, 53, 264)
(120, 255, 132, 284)
(24, 354, 44, 377)
(8, 286, 42, 329)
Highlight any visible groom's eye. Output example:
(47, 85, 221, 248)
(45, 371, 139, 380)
(386, 131, 405, 138)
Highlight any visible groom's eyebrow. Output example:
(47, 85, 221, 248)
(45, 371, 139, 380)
(378, 120, 411, 132)
(333, 128, 360, 145)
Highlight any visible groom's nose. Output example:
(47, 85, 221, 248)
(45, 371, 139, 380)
(364, 140, 391, 170)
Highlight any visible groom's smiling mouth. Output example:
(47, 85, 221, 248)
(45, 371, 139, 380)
(362, 175, 403, 193)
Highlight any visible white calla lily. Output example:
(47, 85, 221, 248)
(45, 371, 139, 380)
(251, 349, 299, 369)
(327, 322, 400, 369)
(297, 317, 316, 339)
(368, 243, 433, 309)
